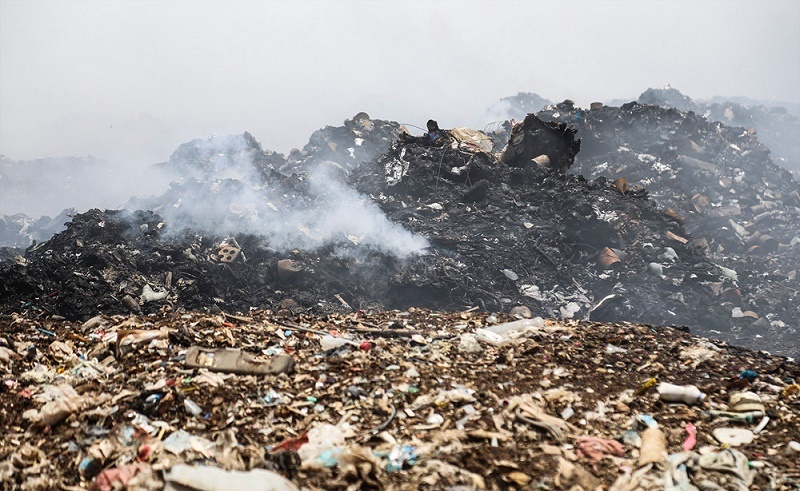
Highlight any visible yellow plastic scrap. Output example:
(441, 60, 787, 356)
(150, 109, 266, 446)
(782, 383, 800, 399)
(635, 377, 658, 396)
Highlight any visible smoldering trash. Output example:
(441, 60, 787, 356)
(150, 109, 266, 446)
(1, 104, 799, 490)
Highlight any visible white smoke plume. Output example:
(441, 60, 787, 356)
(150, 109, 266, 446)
(141, 134, 429, 259)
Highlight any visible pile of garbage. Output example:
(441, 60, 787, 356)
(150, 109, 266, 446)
(1, 107, 798, 359)
(278, 112, 404, 175)
(1, 309, 798, 490)
(538, 100, 800, 255)
(155, 132, 287, 182)
(638, 86, 800, 177)
(0, 210, 75, 250)
(522, 100, 800, 359)
(1, 98, 799, 489)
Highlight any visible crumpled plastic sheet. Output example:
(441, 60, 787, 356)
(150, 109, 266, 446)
(611, 448, 753, 491)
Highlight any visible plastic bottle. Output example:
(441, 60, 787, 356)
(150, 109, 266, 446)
(474, 328, 508, 346)
(184, 398, 203, 416)
(657, 382, 706, 405)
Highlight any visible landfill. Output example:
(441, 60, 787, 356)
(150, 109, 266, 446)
(1, 98, 799, 489)
(1, 309, 799, 490)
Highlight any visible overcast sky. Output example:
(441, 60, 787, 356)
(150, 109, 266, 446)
(1, 0, 798, 164)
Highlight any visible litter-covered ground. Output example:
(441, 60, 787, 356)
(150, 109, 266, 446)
(1, 102, 799, 490)
(1, 309, 799, 490)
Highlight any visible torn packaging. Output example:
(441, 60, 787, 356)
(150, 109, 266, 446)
(184, 347, 295, 375)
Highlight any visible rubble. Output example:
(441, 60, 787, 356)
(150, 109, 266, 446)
(0, 309, 798, 490)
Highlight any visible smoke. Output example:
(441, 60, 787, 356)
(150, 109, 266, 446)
(303, 163, 431, 257)
(0, 154, 173, 218)
(135, 133, 429, 259)
(482, 93, 555, 130)
(1, 128, 428, 259)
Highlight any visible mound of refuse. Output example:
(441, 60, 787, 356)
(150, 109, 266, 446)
(1, 309, 798, 490)
(1, 109, 798, 358)
(513, 100, 800, 358)
(0, 104, 799, 491)
(637, 86, 800, 176)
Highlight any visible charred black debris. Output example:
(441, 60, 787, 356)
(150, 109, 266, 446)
(1, 106, 798, 358)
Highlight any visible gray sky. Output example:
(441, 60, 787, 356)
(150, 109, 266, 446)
(1, 0, 799, 163)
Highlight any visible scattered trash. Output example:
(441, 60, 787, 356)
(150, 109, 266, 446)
(162, 430, 213, 456)
(184, 347, 295, 375)
(728, 391, 765, 413)
(739, 369, 759, 382)
(712, 427, 755, 446)
(0, 308, 797, 489)
(22, 383, 83, 428)
(217, 245, 241, 264)
(318, 334, 360, 351)
(638, 426, 668, 466)
(163, 464, 299, 491)
(657, 382, 706, 405)
(753, 416, 770, 434)
(575, 436, 625, 462)
(90, 464, 150, 491)
(605, 343, 628, 354)
(141, 284, 169, 303)
(386, 445, 418, 472)
(475, 317, 545, 346)
(297, 423, 347, 468)
(682, 422, 697, 451)
(184, 398, 203, 416)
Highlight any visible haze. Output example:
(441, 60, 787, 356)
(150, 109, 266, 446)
(1, 0, 799, 165)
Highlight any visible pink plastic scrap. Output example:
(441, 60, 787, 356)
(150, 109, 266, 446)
(683, 422, 697, 451)
(576, 436, 625, 462)
(90, 464, 147, 491)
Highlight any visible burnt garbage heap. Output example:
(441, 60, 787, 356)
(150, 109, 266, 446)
(279, 112, 405, 175)
(539, 101, 800, 257)
(350, 114, 758, 346)
(0, 113, 794, 357)
(530, 101, 800, 355)
(638, 85, 800, 177)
